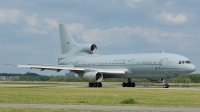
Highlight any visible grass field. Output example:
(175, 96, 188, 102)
(0, 81, 200, 108)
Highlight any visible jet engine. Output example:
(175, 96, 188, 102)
(82, 71, 103, 82)
(78, 44, 97, 54)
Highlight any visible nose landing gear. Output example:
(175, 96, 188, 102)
(163, 83, 169, 88)
(162, 78, 169, 88)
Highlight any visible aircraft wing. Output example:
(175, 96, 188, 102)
(4, 64, 126, 75)
(96, 69, 126, 75)
(4, 64, 85, 72)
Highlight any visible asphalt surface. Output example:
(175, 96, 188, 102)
(0, 103, 200, 112)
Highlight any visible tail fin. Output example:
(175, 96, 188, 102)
(59, 24, 77, 54)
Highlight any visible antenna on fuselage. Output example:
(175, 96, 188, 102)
(163, 51, 165, 53)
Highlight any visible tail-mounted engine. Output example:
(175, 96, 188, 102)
(82, 71, 103, 82)
(77, 44, 97, 54)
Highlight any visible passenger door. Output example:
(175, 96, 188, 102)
(162, 58, 168, 68)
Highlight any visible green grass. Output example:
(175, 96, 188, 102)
(0, 82, 200, 107)
(121, 98, 137, 104)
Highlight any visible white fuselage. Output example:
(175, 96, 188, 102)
(59, 53, 196, 79)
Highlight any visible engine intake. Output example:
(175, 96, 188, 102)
(78, 44, 97, 54)
(82, 71, 103, 82)
(91, 44, 97, 53)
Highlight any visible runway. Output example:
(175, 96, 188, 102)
(0, 103, 200, 112)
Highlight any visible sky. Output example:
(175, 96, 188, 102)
(0, 0, 200, 75)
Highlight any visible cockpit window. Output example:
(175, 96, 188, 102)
(185, 61, 191, 64)
(178, 61, 191, 64)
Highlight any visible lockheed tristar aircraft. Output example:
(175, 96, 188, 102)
(6, 24, 196, 88)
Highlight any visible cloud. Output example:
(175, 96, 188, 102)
(24, 13, 38, 26)
(0, 42, 37, 54)
(23, 27, 47, 34)
(79, 24, 198, 52)
(66, 23, 85, 36)
(45, 18, 58, 30)
(160, 32, 183, 39)
(82, 28, 111, 46)
(75, 24, 193, 50)
(156, 11, 187, 24)
(82, 26, 161, 46)
(0, 8, 60, 34)
(0, 9, 24, 24)
(125, 0, 141, 8)
(23, 18, 59, 34)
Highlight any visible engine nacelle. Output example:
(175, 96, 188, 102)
(78, 44, 97, 54)
(82, 71, 103, 82)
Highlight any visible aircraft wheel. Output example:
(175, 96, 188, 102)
(93, 83, 97, 87)
(163, 84, 169, 88)
(97, 82, 102, 87)
(122, 82, 127, 87)
(131, 82, 135, 87)
(127, 82, 131, 87)
(89, 82, 93, 87)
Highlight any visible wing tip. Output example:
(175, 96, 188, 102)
(3, 64, 17, 66)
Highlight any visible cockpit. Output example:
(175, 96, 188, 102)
(178, 61, 191, 64)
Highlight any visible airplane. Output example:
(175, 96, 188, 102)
(5, 24, 196, 88)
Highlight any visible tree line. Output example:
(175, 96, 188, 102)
(0, 73, 200, 83)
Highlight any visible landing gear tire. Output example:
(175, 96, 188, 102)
(93, 83, 97, 87)
(89, 82, 102, 88)
(122, 82, 127, 87)
(131, 82, 135, 87)
(127, 82, 131, 87)
(122, 80, 136, 88)
(97, 82, 102, 87)
(89, 82, 93, 87)
(163, 84, 169, 88)
(162, 78, 169, 88)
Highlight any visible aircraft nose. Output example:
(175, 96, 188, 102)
(189, 64, 196, 73)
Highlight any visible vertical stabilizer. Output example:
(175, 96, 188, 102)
(59, 24, 77, 54)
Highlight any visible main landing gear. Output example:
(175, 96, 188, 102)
(89, 82, 102, 87)
(162, 78, 169, 88)
(122, 78, 135, 87)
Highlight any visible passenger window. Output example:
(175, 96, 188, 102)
(179, 61, 181, 64)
